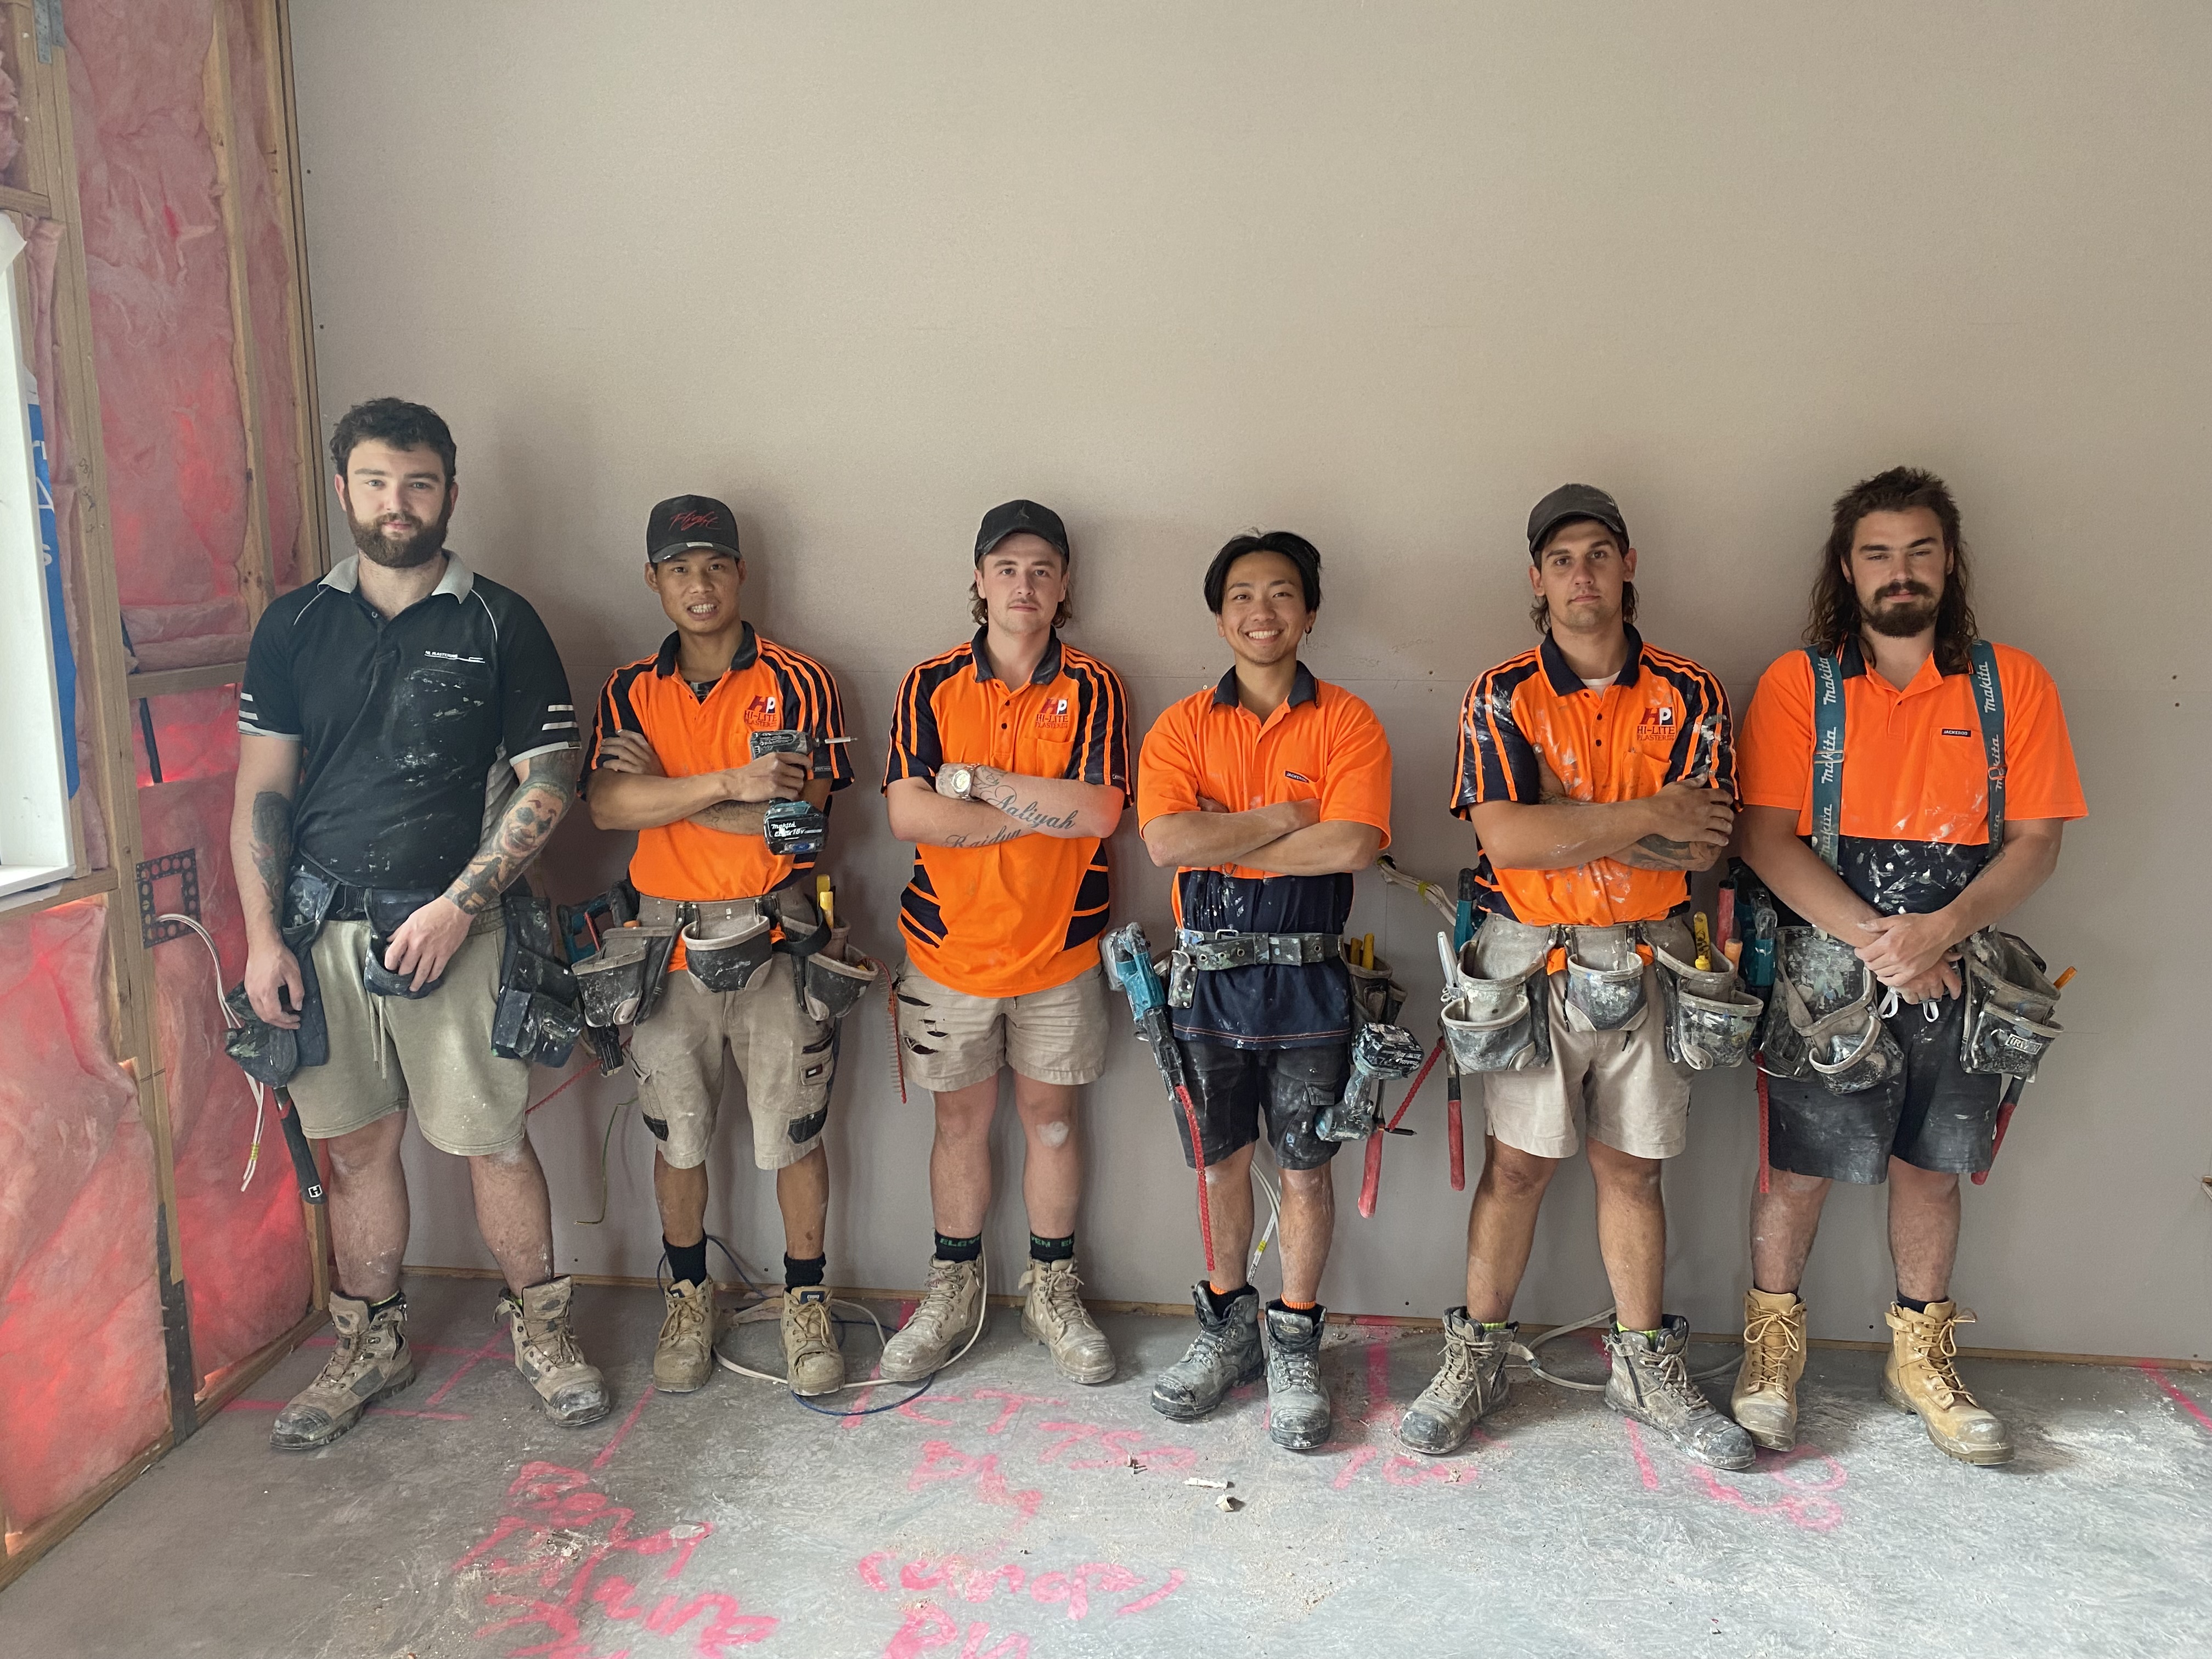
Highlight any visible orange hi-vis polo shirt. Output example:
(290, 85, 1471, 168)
(1137, 663, 1393, 1048)
(1736, 637, 2084, 916)
(589, 623, 853, 902)
(884, 629, 1132, 998)
(1453, 626, 1733, 928)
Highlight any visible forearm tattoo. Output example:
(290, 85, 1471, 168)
(250, 790, 294, 915)
(1620, 833, 1703, 871)
(969, 765, 1080, 833)
(446, 750, 582, 915)
(940, 823, 1023, 848)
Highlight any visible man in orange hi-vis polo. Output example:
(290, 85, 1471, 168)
(878, 500, 1132, 1387)
(587, 495, 854, 1398)
(1137, 531, 1391, 1452)
(1401, 484, 1754, 1472)
(1731, 467, 2083, 1468)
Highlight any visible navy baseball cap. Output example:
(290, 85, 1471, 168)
(975, 499, 1069, 563)
(647, 494, 741, 564)
(1527, 484, 1628, 559)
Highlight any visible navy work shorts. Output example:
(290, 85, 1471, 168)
(1764, 992, 2004, 1183)
(1169, 1039, 1350, 1172)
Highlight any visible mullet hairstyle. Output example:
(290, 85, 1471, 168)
(1205, 530, 1323, 614)
(330, 396, 458, 483)
(1807, 466, 1978, 675)
(1529, 517, 1637, 634)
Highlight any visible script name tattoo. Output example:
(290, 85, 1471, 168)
(250, 790, 294, 915)
(969, 766, 1081, 833)
(444, 749, 582, 916)
(940, 823, 1023, 848)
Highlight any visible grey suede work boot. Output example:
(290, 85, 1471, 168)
(1604, 1314, 1754, 1470)
(500, 1277, 611, 1427)
(1262, 1302, 1333, 1452)
(1397, 1308, 1514, 1456)
(272, 1292, 414, 1450)
(1150, 1285, 1263, 1420)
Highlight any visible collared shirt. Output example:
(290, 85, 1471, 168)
(1736, 639, 2085, 915)
(1137, 663, 1394, 1049)
(884, 629, 1132, 998)
(588, 623, 853, 902)
(237, 554, 577, 890)
(1453, 626, 1731, 927)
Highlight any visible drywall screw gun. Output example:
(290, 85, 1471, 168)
(751, 729, 827, 857)
(1316, 1019, 1427, 1142)
(1102, 922, 1216, 1272)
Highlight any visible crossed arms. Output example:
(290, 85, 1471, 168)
(588, 729, 831, 834)
(885, 765, 1123, 849)
(1140, 795, 1381, 877)
(1468, 755, 1735, 876)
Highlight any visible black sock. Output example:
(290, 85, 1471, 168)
(1200, 1282, 1249, 1317)
(1028, 1233, 1075, 1263)
(664, 1237, 708, 1288)
(784, 1253, 827, 1290)
(366, 1290, 404, 1316)
(1897, 1292, 1932, 1313)
(933, 1232, 983, 1264)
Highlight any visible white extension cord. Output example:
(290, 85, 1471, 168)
(710, 1247, 991, 1393)
(157, 911, 268, 1194)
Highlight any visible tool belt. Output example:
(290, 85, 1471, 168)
(490, 894, 584, 1069)
(1438, 916, 1553, 1074)
(1166, 929, 1340, 1007)
(221, 858, 343, 1086)
(1642, 913, 1762, 1073)
(1959, 929, 2062, 1081)
(1757, 927, 1904, 1094)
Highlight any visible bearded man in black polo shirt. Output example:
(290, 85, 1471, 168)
(230, 398, 606, 1448)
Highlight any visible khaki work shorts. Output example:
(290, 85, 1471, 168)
(629, 954, 833, 1171)
(894, 962, 1109, 1094)
(286, 913, 531, 1158)
(1481, 966, 1690, 1161)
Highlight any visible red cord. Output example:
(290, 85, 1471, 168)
(1177, 1081, 1216, 1273)
(1447, 1085, 1466, 1192)
(1358, 1036, 1448, 1220)
(1972, 1097, 2018, 1187)
(524, 1059, 592, 1116)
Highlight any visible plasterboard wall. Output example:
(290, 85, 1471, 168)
(289, 1, 2210, 1357)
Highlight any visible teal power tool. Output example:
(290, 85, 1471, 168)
(1103, 923, 1216, 1272)
(751, 729, 827, 857)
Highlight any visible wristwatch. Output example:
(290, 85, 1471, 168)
(936, 765, 975, 801)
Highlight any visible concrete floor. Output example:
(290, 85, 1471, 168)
(4, 1277, 2209, 1659)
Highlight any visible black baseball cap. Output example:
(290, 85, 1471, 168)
(975, 499, 1069, 563)
(1527, 484, 1628, 560)
(646, 494, 741, 564)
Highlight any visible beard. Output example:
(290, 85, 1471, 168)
(1863, 582, 1939, 638)
(349, 499, 452, 569)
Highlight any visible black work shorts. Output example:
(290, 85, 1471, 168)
(1764, 992, 2004, 1184)
(1169, 1039, 1350, 1172)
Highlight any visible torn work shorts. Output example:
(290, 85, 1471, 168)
(893, 962, 1109, 1094)
(630, 955, 833, 1171)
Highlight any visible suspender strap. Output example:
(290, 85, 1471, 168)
(1804, 648, 1846, 872)
(1968, 639, 2006, 853)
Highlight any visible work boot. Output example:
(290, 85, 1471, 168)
(1262, 1302, 1333, 1452)
(1019, 1258, 1116, 1385)
(1604, 1314, 1754, 1470)
(499, 1277, 611, 1426)
(653, 1278, 716, 1394)
(878, 1257, 985, 1383)
(271, 1292, 414, 1450)
(1151, 1285, 1263, 1420)
(1397, 1309, 1514, 1455)
(782, 1286, 844, 1397)
(1884, 1301, 2013, 1465)
(1731, 1288, 1808, 1452)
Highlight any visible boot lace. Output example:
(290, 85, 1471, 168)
(911, 1259, 974, 1336)
(516, 1297, 585, 1370)
(313, 1322, 370, 1389)
(1641, 1343, 1711, 1415)
(660, 1284, 710, 1350)
(1743, 1306, 1802, 1391)
(1029, 1261, 1090, 1335)
(1906, 1311, 1979, 1407)
(1427, 1329, 1483, 1403)
(1271, 1333, 1323, 1393)
(785, 1292, 836, 1354)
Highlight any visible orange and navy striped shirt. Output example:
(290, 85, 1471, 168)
(1453, 626, 1731, 927)
(589, 623, 851, 902)
(884, 630, 1131, 998)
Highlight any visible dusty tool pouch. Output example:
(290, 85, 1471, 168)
(574, 926, 669, 1028)
(1651, 945, 1762, 1071)
(1562, 924, 1646, 1032)
(1343, 946, 1406, 1028)
(1759, 927, 1903, 1094)
(1439, 916, 1553, 1073)
(681, 901, 775, 994)
(238, 860, 338, 1072)
(223, 985, 300, 1086)
(491, 894, 584, 1068)
(800, 927, 882, 1023)
(1959, 929, 2062, 1081)
(361, 887, 447, 999)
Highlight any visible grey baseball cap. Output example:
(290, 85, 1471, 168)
(1527, 483, 1628, 558)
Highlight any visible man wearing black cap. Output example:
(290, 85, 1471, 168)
(586, 495, 855, 1396)
(879, 501, 1132, 1384)
(1401, 484, 1753, 1469)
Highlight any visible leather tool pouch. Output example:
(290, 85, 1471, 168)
(575, 926, 668, 1028)
(492, 894, 584, 1067)
(223, 984, 300, 1086)
(1562, 924, 1646, 1032)
(1651, 944, 1763, 1071)
(1960, 929, 2062, 1081)
(1344, 946, 1406, 1028)
(1439, 916, 1553, 1074)
(255, 860, 338, 1069)
(362, 887, 447, 999)
(681, 903, 775, 994)
(800, 926, 882, 1023)
(1758, 927, 1903, 1094)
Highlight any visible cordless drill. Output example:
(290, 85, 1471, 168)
(751, 729, 826, 856)
(1316, 1020, 1427, 1142)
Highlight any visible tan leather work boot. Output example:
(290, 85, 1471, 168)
(1019, 1257, 1115, 1384)
(1884, 1301, 2013, 1465)
(272, 1292, 414, 1450)
(500, 1277, 611, 1426)
(782, 1286, 844, 1396)
(879, 1257, 986, 1382)
(653, 1278, 716, 1393)
(1731, 1288, 1808, 1452)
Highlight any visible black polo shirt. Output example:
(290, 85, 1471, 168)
(238, 554, 577, 890)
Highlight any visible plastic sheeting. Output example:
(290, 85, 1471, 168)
(0, 901, 167, 1533)
(69, 0, 308, 673)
